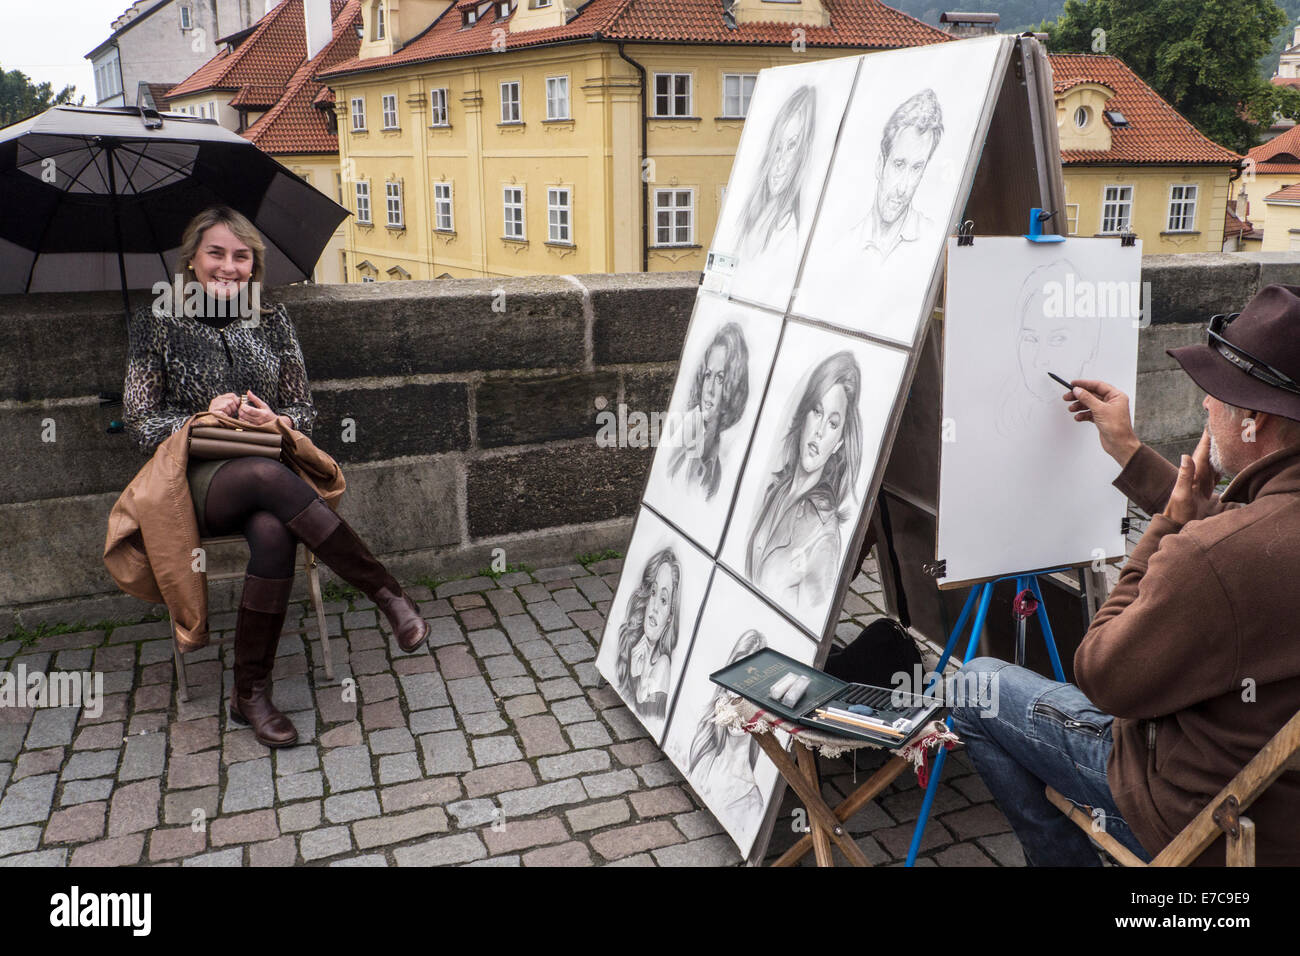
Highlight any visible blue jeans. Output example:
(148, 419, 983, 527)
(950, 657, 1153, 866)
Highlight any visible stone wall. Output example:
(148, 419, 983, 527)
(1, 252, 1297, 633)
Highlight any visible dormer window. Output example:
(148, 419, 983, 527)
(374, 2, 386, 39)
(1074, 106, 1090, 129)
(1104, 109, 1128, 128)
(464, 8, 477, 25)
(498, 0, 510, 16)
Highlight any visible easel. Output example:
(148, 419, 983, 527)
(903, 569, 1067, 867)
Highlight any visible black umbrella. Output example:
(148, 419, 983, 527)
(0, 101, 349, 318)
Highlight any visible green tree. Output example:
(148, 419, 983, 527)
(1041, 0, 1300, 151)
(0, 66, 81, 128)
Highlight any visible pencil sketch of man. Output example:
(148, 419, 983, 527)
(848, 88, 944, 267)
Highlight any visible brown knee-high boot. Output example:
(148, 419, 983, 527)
(229, 574, 299, 747)
(284, 498, 429, 653)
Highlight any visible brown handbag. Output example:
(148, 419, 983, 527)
(189, 425, 282, 460)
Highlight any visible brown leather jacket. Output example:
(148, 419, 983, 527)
(103, 411, 344, 650)
(1077, 442, 1300, 865)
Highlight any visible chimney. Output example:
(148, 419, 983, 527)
(304, 0, 332, 60)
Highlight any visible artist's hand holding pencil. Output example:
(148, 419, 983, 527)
(1062, 377, 1142, 467)
(1162, 427, 1218, 526)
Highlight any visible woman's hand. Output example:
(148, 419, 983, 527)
(237, 390, 280, 426)
(208, 392, 240, 416)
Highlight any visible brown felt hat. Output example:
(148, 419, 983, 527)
(1168, 283, 1300, 423)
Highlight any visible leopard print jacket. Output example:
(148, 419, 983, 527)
(123, 300, 317, 454)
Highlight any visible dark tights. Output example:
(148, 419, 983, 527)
(204, 457, 319, 579)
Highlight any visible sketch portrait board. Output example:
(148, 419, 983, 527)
(937, 236, 1142, 585)
(643, 294, 784, 555)
(792, 35, 1009, 346)
(703, 55, 860, 312)
(660, 569, 817, 857)
(719, 321, 908, 636)
(593, 507, 715, 745)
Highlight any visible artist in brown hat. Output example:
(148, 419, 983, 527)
(951, 283, 1300, 866)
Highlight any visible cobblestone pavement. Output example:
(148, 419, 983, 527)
(0, 552, 1033, 867)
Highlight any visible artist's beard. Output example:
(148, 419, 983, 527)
(1208, 432, 1235, 478)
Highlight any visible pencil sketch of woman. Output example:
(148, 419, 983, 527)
(614, 548, 681, 719)
(735, 84, 817, 270)
(687, 629, 767, 822)
(995, 258, 1100, 438)
(665, 322, 750, 499)
(746, 351, 862, 610)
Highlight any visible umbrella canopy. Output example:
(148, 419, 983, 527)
(0, 104, 349, 303)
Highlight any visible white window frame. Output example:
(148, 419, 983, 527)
(386, 180, 404, 228)
(375, 2, 386, 39)
(722, 73, 757, 118)
(355, 180, 372, 224)
(208, 100, 217, 120)
(653, 73, 692, 117)
(545, 76, 570, 120)
(529, 0, 551, 6)
(381, 93, 398, 129)
(500, 81, 521, 123)
(1167, 183, 1198, 232)
(1065, 202, 1079, 235)
(361, 274, 376, 283)
(434, 182, 454, 232)
(653, 188, 695, 246)
(1100, 184, 1133, 235)
(547, 187, 571, 243)
(179, 5, 192, 30)
(351, 96, 366, 130)
(503, 186, 525, 239)
(429, 88, 449, 126)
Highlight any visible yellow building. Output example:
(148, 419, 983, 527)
(317, 0, 949, 281)
(1050, 54, 1242, 254)
(167, 0, 363, 284)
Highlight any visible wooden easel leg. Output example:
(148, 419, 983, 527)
(1226, 818, 1255, 867)
(798, 745, 834, 867)
(773, 755, 910, 867)
(752, 733, 871, 867)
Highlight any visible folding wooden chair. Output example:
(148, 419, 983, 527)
(1046, 708, 1300, 866)
(172, 536, 336, 701)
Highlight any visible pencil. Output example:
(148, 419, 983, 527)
(813, 709, 905, 737)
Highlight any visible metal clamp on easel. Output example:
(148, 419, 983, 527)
(1120, 228, 1138, 247)
(1023, 207, 1064, 243)
(956, 219, 975, 246)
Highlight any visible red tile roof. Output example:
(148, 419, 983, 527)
(229, 84, 285, 108)
(1264, 182, 1300, 202)
(1050, 53, 1241, 166)
(1248, 123, 1300, 174)
(245, 1, 362, 155)
(319, 0, 950, 79)
(168, 0, 327, 98)
(1271, 76, 1300, 88)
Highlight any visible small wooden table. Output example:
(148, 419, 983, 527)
(716, 697, 954, 867)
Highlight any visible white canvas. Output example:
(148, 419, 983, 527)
(594, 507, 715, 745)
(719, 321, 908, 636)
(643, 293, 784, 554)
(937, 236, 1143, 584)
(792, 36, 1006, 345)
(660, 569, 817, 858)
(704, 56, 860, 312)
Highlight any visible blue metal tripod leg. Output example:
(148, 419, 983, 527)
(905, 581, 993, 866)
(1027, 575, 1067, 682)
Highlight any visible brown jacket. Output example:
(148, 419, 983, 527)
(103, 412, 345, 651)
(1076, 442, 1300, 865)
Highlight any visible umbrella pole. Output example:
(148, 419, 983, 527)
(103, 142, 131, 322)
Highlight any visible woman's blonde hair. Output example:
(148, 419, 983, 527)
(177, 206, 273, 314)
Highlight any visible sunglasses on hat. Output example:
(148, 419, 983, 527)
(1207, 313, 1300, 396)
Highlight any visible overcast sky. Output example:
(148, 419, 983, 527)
(0, 1, 275, 104)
